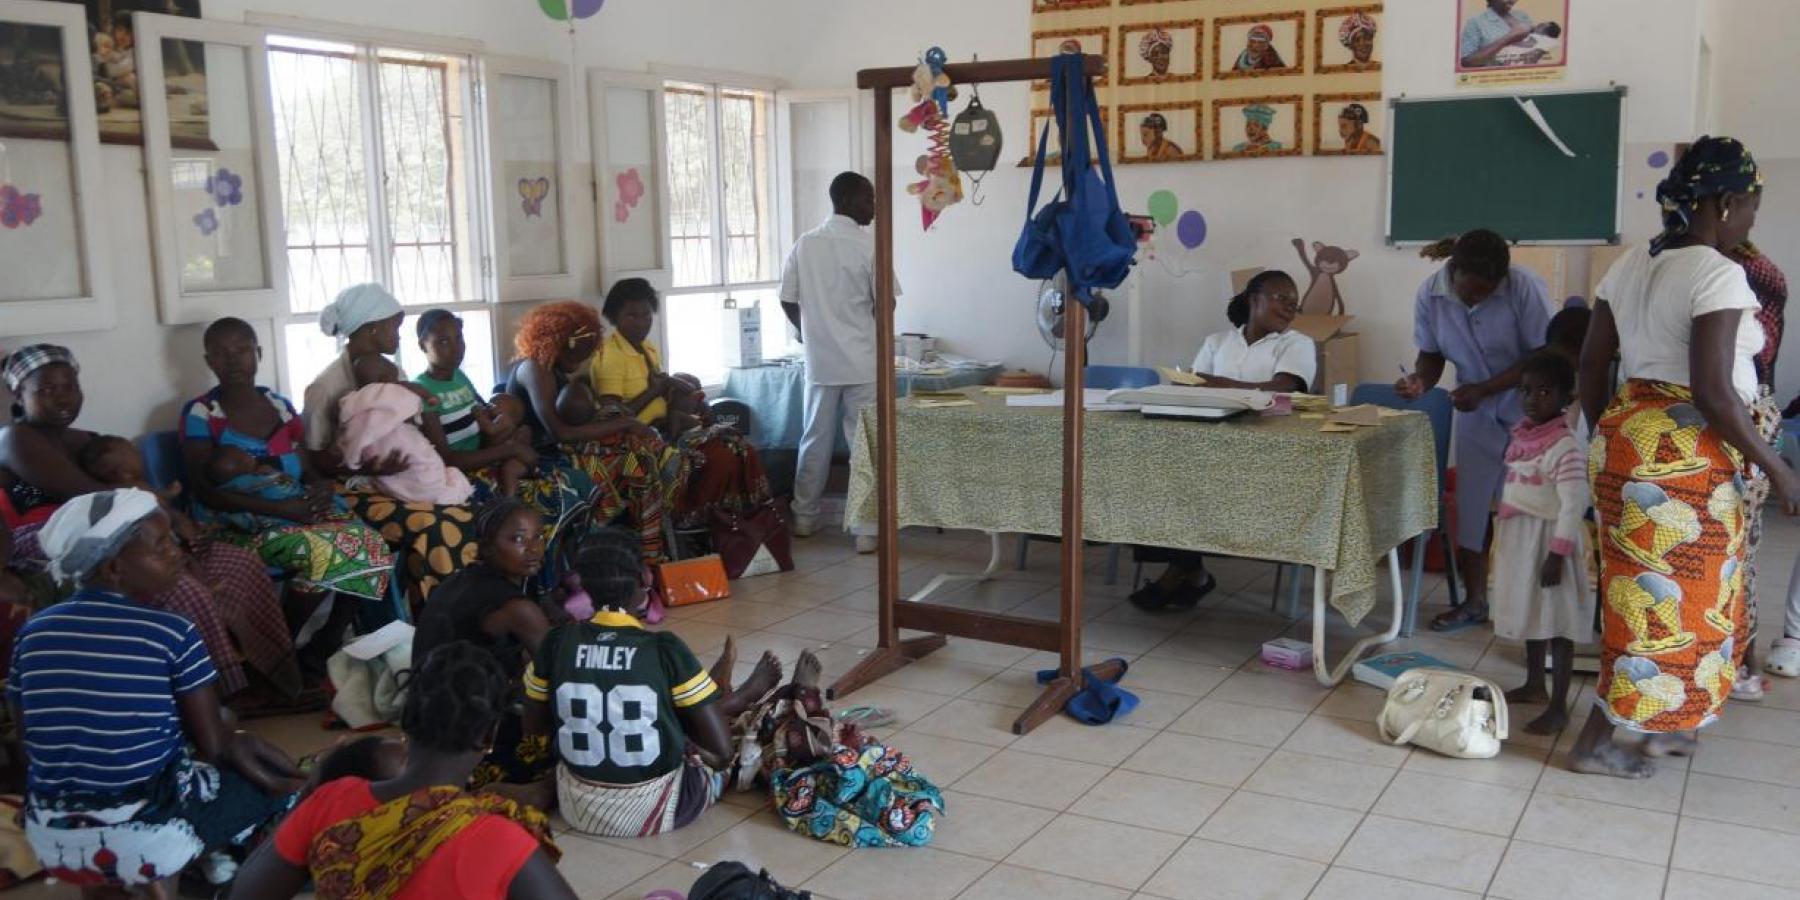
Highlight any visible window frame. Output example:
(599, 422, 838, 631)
(0, 0, 114, 337)
(484, 55, 579, 302)
(133, 12, 289, 325)
(255, 17, 495, 398)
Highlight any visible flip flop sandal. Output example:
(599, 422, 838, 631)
(1732, 670, 1767, 701)
(1036, 658, 1138, 725)
(1429, 604, 1489, 633)
(835, 705, 897, 728)
(1766, 637, 1800, 678)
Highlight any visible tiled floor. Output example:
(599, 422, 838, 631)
(18, 509, 1800, 899)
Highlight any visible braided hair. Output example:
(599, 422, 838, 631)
(1419, 229, 1510, 285)
(472, 497, 530, 551)
(571, 527, 644, 611)
(1226, 270, 1295, 328)
(399, 640, 511, 753)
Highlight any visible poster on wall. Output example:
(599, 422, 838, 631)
(52, 0, 207, 145)
(1455, 0, 1568, 87)
(1026, 0, 1383, 164)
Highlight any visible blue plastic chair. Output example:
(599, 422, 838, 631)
(1349, 383, 1460, 634)
(135, 431, 183, 491)
(1012, 365, 1159, 582)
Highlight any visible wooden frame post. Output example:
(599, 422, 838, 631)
(825, 53, 1119, 736)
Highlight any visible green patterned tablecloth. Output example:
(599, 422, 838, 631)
(846, 390, 1439, 626)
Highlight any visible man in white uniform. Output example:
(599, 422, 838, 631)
(779, 172, 890, 553)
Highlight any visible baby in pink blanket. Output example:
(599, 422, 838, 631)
(337, 354, 474, 505)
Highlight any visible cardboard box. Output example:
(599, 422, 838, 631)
(1314, 332, 1360, 395)
(720, 298, 762, 368)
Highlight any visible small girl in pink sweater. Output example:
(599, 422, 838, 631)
(336, 354, 474, 505)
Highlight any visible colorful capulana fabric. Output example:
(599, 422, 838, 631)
(304, 785, 557, 900)
(1729, 244, 1788, 386)
(1592, 380, 1748, 732)
(771, 737, 943, 848)
(1651, 136, 1762, 256)
(558, 433, 687, 563)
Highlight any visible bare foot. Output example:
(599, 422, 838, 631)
(480, 777, 556, 812)
(1522, 706, 1569, 735)
(738, 650, 783, 699)
(1641, 732, 1698, 758)
(711, 635, 738, 686)
(1569, 741, 1656, 779)
(1505, 684, 1549, 705)
(793, 649, 823, 690)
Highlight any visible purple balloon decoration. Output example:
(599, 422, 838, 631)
(1176, 210, 1206, 249)
(572, 0, 604, 17)
(1647, 150, 1670, 169)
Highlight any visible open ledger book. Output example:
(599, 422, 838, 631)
(1004, 385, 1276, 416)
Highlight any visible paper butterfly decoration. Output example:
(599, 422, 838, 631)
(194, 208, 219, 236)
(207, 168, 243, 207)
(0, 184, 42, 229)
(518, 177, 551, 218)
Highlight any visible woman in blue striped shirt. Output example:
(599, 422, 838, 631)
(8, 489, 301, 897)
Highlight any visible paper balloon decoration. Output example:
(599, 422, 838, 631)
(1176, 210, 1206, 249)
(1147, 190, 1179, 227)
(538, 0, 603, 21)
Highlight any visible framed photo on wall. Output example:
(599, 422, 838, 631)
(1455, 0, 1568, 85)
(1117, 19, 1201, 87)
(1032, 27, 1110, 91)
(1213, 11, 1303, 80)
(1213, 95, 1302, 160)
(54, 0, 208, 145)
(1117, 101, 1200, 164)
(1019, 106, 1111, 167)
(1316, 4, 1381, 74)
(1313, 92, 1383, 155)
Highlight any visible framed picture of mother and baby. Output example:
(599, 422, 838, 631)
(1455, 0, 1569, 79)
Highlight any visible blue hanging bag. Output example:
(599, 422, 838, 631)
(1011, 53, 1136, 303)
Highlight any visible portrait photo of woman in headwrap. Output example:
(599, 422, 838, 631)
(1120, 104, 1199, 164)
(1120, 20, 1201, 86)
(1215, 13, 1302, 79)
(1315, 94, 1383, 155)
(1216, 96, 1302, 159)
(1318, 5, 1382, 72)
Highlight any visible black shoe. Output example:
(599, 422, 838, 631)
(1167, 571, 1218, 610)
(1128, 581, 1179, 612)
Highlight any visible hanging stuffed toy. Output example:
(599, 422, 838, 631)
(899, 47, 962, 230)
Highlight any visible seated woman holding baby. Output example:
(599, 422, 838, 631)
(589, 279, 772, 529)
(503, 301, 685, 562)
(0, 344, 304, 706)
(296, 285, 483, 604)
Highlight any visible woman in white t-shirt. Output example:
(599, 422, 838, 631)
(1129, 270, 1315, 612)
(1571, 137, 1800, 780)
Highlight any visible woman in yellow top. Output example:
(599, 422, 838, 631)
(589, 279, 772, 528)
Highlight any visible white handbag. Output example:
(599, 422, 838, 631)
(1376, 668, 1509, 759)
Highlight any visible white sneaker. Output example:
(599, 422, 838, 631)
(791, 515, 816, 538)
(855, 535, 878, 554)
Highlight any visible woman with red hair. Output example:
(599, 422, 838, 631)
(503, 302, 685, 561)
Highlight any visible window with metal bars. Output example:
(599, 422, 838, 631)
(265, 33, 495, 399)
(660, 80, 796, 384)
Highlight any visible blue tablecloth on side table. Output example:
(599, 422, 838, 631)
(718, 362, 1003, 451)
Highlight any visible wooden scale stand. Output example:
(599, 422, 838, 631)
(825, 52, 1123, 737)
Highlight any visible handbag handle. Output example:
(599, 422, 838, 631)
(1081, 74, 1124, 217)
(1379, 672, 1512, 746)
(1023, 114, 1054, 218)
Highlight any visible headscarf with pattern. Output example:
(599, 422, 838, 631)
(1651, 136, 1762, 256)
(39, 488, 162, 585)
(1139, 28, 1173, 61)
(1339, 11, 1377, 46)
(2, 344, 76, 394)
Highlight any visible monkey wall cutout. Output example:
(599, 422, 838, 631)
(1292, 238, 1360, 316)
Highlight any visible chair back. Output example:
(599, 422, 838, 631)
(1349, 384, 1453, 482)
(135, 431, 183, 491)
(1084, 365, 1160, 390)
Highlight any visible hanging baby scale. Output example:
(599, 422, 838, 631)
(949, 77, 1002, 205)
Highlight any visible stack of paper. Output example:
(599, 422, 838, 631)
(913, 398, 975, 409)
(1155, 366, 1206, 386)
(1289, 394, 1331, 413)
(1005, 389, 1141, 412)
(982, 386, 1051, 396)
(1105, 385, 1275, 412)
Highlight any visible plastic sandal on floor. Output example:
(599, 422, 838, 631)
(1733, 669, 1767, 701)
(1766, 637, 1800, 678)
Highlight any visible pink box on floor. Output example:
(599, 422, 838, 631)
(1261, 638, 1313, 670)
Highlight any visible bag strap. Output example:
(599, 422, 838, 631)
(1083, 76, 1124, 214)
(1473, 674, 1510, 740)
(1024, 116, 1052, 217)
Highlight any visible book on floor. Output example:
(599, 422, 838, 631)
(1352, 650, 1457, 690)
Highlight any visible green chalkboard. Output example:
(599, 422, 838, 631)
(1387, 88, 1623, 244)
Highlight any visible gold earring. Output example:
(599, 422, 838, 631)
(1722, 207, 1732, 223)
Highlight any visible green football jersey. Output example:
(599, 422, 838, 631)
(526, 611, 718, 783)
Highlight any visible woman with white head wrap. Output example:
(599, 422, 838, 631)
(11, 489, 301, 894)
(302, 283, 406, 455)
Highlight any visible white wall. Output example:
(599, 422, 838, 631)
(7, 0, 1775, 436)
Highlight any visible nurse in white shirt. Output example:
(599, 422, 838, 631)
(778, 172, 891, 553)
(1130, 270, 1316, 612)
